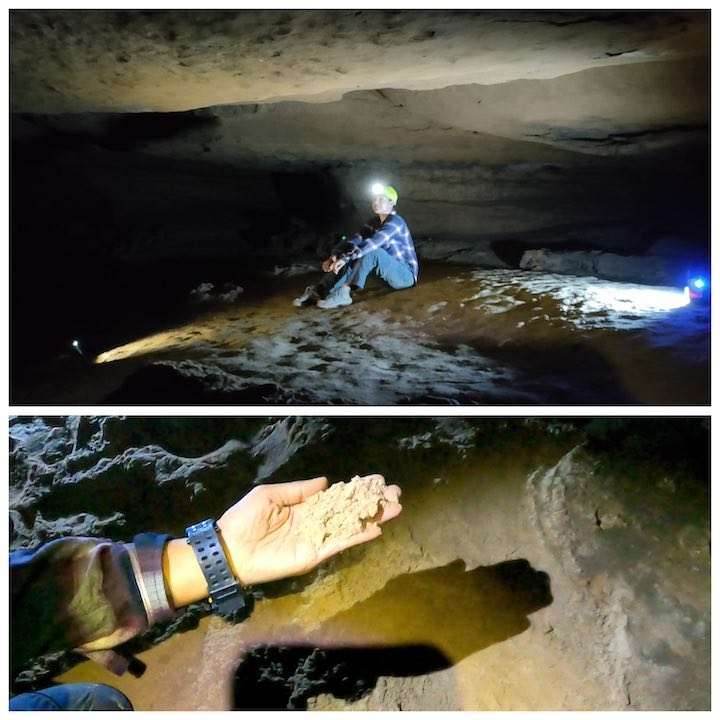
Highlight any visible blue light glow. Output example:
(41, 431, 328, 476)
(693, 278, 706, 289)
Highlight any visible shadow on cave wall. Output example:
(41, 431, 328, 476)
(581, 417, 710, 482)
(232, 558, 552, 709)
(13, 109, 219, 152)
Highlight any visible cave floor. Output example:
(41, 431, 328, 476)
(12, 262, 709, 405)
(54, 434, 710, 710)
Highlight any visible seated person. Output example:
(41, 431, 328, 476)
(294, 184, 418, 309)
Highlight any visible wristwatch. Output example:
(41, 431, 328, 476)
(185, 519, 249, 618)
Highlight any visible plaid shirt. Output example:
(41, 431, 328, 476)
(341, 212, 419, 281)
(10, 533, 177, 677)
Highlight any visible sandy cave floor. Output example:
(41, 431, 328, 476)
(13, 262, 710, 405)
(54, 434, 710, 711)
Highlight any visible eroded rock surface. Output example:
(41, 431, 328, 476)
(9, 10, 708, 115)
(10, 418, 709, 711)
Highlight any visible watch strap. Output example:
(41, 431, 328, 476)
(185, 519, 247, 617)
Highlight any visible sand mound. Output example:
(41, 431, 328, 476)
(299, 475, 388, 548)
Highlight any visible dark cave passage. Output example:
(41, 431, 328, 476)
(271, 168, 348, 230)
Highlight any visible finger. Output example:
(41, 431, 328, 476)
(355, 475, 401, 504)
(266, 476, 328, 506)
(377, 502, 403, 524)
(383, 483, 401, 504)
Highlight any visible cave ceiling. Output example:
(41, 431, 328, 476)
(10, 9, 709, 160)
(9, 9, 710, 257)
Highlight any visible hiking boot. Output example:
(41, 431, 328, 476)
(293, 285, 320, 307)
(317, 285, 353, 309)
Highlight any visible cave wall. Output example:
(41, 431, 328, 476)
(10, 10, 710, 271)
(9, 417, 711, 710)
(12, 101, 708, 266)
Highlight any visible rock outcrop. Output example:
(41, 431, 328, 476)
(9, 10, 708, 115)
(519, 248, 673, 285)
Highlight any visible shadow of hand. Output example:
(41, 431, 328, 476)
(312, 557, 552, 660)
(233, 558, 552, 709)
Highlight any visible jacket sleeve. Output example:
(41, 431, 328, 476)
(10, 533, 179, 676)
(344, 215, 402, 261)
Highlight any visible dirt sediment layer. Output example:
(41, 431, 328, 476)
(299, 475, 388, 549)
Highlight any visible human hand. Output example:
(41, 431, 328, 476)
(331, 258, 347, 274)
(217, 475, 402, 586)
(322, 256, 336, 273)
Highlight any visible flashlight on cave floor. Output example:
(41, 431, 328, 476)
(71, 339, 90, 363)
(684, 276, 709, 303)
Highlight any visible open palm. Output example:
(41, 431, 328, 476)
(217, 475, 402, 586)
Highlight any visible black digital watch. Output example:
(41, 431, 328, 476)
(185, 518, 248, 618)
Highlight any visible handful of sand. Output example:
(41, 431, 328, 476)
(299, 475, 389, 548)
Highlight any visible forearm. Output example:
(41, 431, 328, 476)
(349, 233, 386, 260)
(162, 537, 212, 609)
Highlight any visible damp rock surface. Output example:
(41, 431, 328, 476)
(12, 264, 709, 406)
(299, 475, 388, 548)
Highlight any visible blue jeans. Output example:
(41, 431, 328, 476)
(321, 248, 416, 294)
(10, 683, 133, 711)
